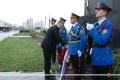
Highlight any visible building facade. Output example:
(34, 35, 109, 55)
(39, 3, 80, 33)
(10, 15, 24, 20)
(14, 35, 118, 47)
(0, 19, 12, 32)
(27, 18, 33, 30)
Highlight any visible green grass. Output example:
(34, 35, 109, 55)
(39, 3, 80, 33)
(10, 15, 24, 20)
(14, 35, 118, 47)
(0, 37, 43, 72)
(113, 50, 120, 80)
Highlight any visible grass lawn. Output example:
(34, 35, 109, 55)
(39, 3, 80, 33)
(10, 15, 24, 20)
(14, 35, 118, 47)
(112, 50, 120, 80)
(0, 37, 43, 72)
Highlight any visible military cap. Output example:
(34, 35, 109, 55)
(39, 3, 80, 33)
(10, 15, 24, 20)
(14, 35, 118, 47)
(71, 13, 80, 19)
(60, 17, 66, 22)
(95, 2, 112, 13)
(51, 18, 57, 22)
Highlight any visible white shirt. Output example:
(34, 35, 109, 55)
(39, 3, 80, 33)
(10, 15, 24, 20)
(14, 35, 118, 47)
(72, 22, 78, 28)
(98, 18, 106, 25)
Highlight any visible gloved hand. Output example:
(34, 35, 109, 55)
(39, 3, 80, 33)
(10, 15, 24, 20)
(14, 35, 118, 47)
(86, 23, 94, 30)
(66, 55, 70, 62)
(77, 50, 82, 57)
(90, 48, 93, 55)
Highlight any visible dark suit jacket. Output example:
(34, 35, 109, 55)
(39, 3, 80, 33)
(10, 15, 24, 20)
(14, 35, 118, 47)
(41, 25, 65, 51)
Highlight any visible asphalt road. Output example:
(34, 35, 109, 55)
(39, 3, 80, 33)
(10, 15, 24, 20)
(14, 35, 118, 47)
(0, 30, 19, 41)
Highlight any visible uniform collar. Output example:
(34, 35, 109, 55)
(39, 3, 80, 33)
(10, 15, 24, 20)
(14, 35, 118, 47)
(72, 22, 78, 28)
(98, 17, 106, 25)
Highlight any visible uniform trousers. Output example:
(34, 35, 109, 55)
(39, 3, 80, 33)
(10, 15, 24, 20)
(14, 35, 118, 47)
(92, 65, 113, 80)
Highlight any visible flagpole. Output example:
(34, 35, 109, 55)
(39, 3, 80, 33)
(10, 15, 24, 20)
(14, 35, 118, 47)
(49, 15, 51, 27)
(60, 50, 68, 80)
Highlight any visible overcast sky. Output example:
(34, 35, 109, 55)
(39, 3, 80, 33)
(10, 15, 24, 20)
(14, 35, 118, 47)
(0, 0, 85, 28)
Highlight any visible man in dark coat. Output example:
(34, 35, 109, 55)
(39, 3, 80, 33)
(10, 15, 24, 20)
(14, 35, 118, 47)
(50, 18, 57, 63)
(41, 21, 65, 80)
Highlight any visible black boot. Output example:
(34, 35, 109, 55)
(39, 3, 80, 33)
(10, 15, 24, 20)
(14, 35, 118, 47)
(50, 76, 56, 80)
(45, 76, 50, 80)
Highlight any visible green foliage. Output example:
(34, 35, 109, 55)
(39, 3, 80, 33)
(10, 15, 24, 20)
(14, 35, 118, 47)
(29, 30, 46, 39)
(29, 30, 37, 39)
(19, 26, 29, 33)
(14, 32, 30, 36)
(113, 49, 120, 80)
(51, 63, 59, 71)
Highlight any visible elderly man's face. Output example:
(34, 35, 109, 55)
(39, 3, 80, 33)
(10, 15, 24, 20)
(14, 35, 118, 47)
(95, 9, 107, 18)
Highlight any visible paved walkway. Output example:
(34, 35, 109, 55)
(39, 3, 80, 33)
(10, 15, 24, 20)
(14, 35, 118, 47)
(11, 36, 31, 38)
(0, 72, 45, 80)
(0, 31, 19, 41)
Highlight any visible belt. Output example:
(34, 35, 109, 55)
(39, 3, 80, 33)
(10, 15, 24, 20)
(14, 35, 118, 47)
(93, 44, 108, 48)
(69, 40, 80, 43)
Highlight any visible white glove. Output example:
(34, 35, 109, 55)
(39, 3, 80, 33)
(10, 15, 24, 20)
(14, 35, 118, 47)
(77, 50, 82, 57)
(66, 55, 70, 62)
(90, 48, 93, 55)
(86, 23, 94, 30)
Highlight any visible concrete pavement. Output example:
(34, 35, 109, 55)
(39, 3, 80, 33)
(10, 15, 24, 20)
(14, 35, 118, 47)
(0, 72, 45, 80)
(11, 36, 31, 38)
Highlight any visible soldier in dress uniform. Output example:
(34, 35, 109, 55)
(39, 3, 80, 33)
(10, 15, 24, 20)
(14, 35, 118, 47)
(57, 17, 67, 53)
(57, 17, 67, 73)
(41, 21, 65, 80)
(86, 2, 113, 80)
(67, 13, 87, 80)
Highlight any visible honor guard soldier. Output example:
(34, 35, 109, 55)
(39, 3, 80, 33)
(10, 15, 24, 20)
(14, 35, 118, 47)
(41, 21, 65, 80)
(57, 17, 67, 53)
(86, 2, 113, 80)
(67, 13, 87, 80)
(57, 17, 67, 72)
